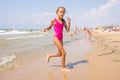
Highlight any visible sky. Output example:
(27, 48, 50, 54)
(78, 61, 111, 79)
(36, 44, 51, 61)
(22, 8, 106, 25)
(0, 0, 120, 29)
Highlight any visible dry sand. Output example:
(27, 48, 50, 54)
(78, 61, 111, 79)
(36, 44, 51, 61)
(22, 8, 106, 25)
(87, 30, 120, 80)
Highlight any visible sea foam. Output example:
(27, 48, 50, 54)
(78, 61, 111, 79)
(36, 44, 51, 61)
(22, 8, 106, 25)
(0, 54, 16, 66)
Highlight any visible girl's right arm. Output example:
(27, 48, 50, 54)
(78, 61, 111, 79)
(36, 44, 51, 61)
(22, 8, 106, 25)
(43, 20, 54, 32)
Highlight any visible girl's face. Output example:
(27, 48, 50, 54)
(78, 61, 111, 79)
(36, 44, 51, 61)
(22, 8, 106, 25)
(56, 8, 65, 19)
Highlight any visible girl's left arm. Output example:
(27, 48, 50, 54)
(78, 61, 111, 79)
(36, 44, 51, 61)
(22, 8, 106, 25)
(64, 17, 71, 32)
(43, 20, 54, 32)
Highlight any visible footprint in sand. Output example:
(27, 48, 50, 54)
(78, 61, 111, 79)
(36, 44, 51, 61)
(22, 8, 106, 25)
(113, 58, 120, 62)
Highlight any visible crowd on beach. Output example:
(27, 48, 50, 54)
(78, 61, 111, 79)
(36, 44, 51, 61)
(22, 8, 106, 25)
(40, 26, 93, 42)
(99, 25, 120, 32)
(63, 25, 120, 42)
(65, 27, 93, 42)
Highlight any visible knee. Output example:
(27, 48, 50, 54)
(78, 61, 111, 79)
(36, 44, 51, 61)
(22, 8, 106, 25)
(57, 51, 62, 57)
(59, 48, 66, 56)
(62, 52, 66, 56)
(58, 53, 62, 57)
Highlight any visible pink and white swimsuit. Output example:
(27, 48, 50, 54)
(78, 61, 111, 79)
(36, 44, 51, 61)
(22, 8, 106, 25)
(54, 18, 64, 41)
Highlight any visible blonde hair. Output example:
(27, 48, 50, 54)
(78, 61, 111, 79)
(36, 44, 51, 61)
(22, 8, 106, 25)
(56, 6, 66, 13)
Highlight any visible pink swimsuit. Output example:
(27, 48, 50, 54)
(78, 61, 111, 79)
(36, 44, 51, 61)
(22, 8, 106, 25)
(54, 18, 64, 41)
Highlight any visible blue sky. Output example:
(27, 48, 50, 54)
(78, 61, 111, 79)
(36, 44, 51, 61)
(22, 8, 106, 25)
(0, 0, 120, 29)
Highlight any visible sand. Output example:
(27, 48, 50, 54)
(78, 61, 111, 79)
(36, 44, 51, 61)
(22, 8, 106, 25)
(87, 30, 120, 80)
(0, 30, 120, 80)
(0, 36, 92, 80)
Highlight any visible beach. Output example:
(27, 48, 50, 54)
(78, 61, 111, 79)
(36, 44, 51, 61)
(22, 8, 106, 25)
(0, 30, 120, 80)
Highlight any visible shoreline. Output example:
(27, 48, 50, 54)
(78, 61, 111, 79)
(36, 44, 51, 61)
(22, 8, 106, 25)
(0, 35, 93, 80)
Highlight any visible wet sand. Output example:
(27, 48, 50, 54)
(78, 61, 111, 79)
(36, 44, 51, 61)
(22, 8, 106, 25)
(0, 37, 92, 80)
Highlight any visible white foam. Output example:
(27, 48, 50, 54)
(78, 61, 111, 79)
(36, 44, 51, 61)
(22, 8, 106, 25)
(0, 54, 16, 66)
(0, 30, 31, 35)
(0, 30, 6, 33)
(6, 35, 45, 40)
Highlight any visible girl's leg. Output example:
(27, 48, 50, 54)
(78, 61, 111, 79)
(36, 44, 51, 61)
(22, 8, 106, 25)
(47, 41, 63, 62)
(47, 49, 62, 62)
(53, 37, 66, 69)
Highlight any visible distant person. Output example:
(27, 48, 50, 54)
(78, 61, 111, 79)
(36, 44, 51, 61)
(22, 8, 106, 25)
(43, 6, 71, 71)
(83, 27, 92, 44)
(83, 27, 88, 43)
(87, 29, 92, 41)
(74, 26, 79, 34)
(66, 32, 74, 37)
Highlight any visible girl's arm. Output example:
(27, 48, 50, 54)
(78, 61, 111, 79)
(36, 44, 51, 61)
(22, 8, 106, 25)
(43, 20, 54, 32)
(64, 17, 71, 32)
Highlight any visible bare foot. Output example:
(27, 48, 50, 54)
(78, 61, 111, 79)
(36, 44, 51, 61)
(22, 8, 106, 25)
(47, 54, 50, 62)
(61, 68, 70, 72)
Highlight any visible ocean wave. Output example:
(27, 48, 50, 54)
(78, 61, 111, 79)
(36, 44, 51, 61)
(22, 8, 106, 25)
(6, 35, 45, 40)
(0, 30, 6, 33)
(0, 30, 32, 35)
(0, 54, 16, 66)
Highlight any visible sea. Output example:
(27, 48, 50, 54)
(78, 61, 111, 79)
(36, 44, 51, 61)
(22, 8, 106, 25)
(0, 29, 85, 71)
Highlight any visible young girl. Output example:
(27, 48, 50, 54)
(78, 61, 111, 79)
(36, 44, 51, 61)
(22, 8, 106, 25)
(43, 6, 71, 71)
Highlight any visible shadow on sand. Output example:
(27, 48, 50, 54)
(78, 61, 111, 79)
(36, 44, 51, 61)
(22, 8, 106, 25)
(67, 59, 88, 69)
(51, 59, 88, 69)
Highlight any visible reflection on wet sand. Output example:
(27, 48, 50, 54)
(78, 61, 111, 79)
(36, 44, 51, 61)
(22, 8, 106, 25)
(62, 72, 69, 80)
(48, 71, 69, 80)
(49, 71, 55, 80)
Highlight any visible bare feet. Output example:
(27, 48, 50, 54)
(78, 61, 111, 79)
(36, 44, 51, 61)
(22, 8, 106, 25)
(47, 54, 50, 62)
(61, 68, 70, 72)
